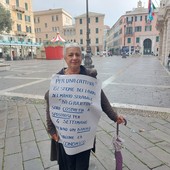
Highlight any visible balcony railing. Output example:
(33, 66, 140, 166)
(12, 5, 25, 13)
(15, 31, 27, 36)
(125, 32, 133, 36)
(126, 21, 133, 25)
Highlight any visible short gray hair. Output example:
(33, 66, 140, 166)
(64, 42, 82, 57)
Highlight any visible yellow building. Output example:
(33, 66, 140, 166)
(0, 0, 38, 60)
(34, 9, 105, 56)
(34, 8, 73, 43)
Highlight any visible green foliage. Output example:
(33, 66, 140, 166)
(0, 3, 12, 33)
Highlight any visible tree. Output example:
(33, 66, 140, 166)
(0, 3, 12, 33)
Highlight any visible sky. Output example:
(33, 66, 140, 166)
(32, 0, 159, 27)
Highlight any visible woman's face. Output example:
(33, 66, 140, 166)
(65, 47, 82, 70)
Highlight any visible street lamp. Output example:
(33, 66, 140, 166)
(122, 25, 126, 58)
(84, 0, 94, 68)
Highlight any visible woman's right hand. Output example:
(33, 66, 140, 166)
(52, 134, 59, 142)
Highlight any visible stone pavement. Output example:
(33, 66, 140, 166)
(0, 55, 170, 170)
(0, 97, 170, 170)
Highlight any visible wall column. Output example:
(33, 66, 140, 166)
(164, 17, 170, 65)
(162, 21, 167, 65)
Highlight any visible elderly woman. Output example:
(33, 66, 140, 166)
(45, 43, 124, 170)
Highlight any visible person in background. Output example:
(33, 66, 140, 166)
(45, 42, 125, 170)
(167, 52, 170, 68)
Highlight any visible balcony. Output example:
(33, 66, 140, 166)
(12, 5, 25, 13)
(15, 31, 27, 36)
(125, 32, 133, 36)
(126, 21, 133, 25)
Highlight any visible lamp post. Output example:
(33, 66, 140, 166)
(84, 0, 94, 68)
(122, 25, 126, 58)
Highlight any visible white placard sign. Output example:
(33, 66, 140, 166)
(49, 74, 102, 155)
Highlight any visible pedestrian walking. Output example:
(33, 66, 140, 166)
(45, 42, 125, 170)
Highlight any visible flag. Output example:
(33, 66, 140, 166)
(147, 0, 156, 22)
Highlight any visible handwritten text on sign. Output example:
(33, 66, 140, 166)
(49, 74, 102, 155)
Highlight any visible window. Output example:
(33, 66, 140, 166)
(25, 15, 31, 22)
(6, 0, 9, 4)
(96, 28, 99, 34)
(25, 3, 28, 10)
(52, 16, 54, 22)
(34, 17, 40, 23)
(88, 18, 90, 23)
(46, 34, 48, 39)
(126, 16, 133, 23)
(35, 28, 41, 33)
(29, 26, 32, 33)
(135, 26, 142, 32)
(156, 36, 159, 42)
(80, 19, 82, 24)
(95, 17, 98, 23)
(52, 15, 58, 21)
(80, 29, 83, 34)
(17, 13, 22, 20)
(135, 16, 142, 22)
(52, 27, 59, 32)
(136, 37, 140, 43)
(145, 15, 149, 22)
(17, 24, 21, 31)
(80, 39, 83, 44)
(126, 27, 133, 34)
(26, 26, 31, 33)
(114, 32, 119, 38)
(45, 23, 48, 28)
(140, 16, 142, 21)
(96, 38, 99, 44)
(26, 26, 29, 32)
(145, 25, 152, 31)
(127, 38, 131, 43)
(16, 0, 19, 7)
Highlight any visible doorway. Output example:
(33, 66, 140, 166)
(143, 39, 152, 55)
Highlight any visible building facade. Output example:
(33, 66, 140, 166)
(34, 10, 105, 56)
(34, 8, 73, 43)
(156, 0, 170, 66)
(106, 0, 159, 56)
(74, 12, 105, 55)
(0, 0, 38, 59)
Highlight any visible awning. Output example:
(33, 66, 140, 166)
(0, 40, 42, 47)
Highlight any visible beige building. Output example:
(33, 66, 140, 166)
(33, 10, 105, 55)
(106, 0, 159, 56)
(156, 0, 170, 66)
(74, 12, 105, 55)
(34, 8, 73, 43)
(0, 0, 37, 59)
